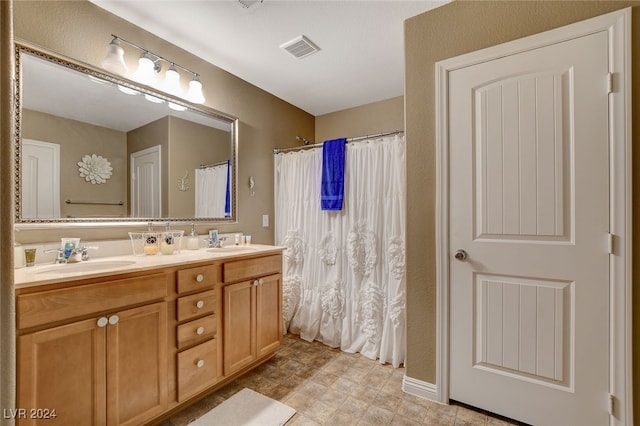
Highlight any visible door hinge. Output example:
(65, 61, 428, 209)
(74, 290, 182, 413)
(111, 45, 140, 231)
(607, 233, 615, 255)
(607, 72, 615, 94)
(608, 393, 615, 416)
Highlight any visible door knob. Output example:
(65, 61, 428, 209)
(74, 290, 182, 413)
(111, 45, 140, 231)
(454, 249, 468, 261)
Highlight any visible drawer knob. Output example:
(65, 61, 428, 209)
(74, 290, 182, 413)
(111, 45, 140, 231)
(109, 315, 119, 325)
(196, 326, 205, 335)
(196, 359, 205, 368)
(97, 317, 108, 328)
(196, 274, 204, 282)
(196, 300, 205, 309)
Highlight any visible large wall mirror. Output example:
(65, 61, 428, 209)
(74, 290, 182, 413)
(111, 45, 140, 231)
(14, 42, 238, 226)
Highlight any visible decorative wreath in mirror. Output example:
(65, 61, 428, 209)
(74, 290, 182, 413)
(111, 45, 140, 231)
(78, 154, 113, 184)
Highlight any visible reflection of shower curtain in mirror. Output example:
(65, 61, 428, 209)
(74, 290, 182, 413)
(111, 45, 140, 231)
(195, 161, 231, 217)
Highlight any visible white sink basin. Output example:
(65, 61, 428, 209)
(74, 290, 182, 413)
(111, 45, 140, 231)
(33, 260, 137, 275)
(207, 246, 258, 254)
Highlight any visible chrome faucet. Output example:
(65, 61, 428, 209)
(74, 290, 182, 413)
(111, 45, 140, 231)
(207, 236, 228, 248)
(44, 248, 67, 264)
(44, 246, 97, 264)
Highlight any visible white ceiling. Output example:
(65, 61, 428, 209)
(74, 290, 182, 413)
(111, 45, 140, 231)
(89, 0, 448, 116)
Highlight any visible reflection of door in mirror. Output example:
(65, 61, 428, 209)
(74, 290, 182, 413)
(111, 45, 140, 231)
(22, 139, 60, 218)
(130, 145, 162, 218)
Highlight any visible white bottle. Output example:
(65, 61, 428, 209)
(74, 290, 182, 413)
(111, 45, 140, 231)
(187, 224, 199, 250)
(14, 243, 25, 269)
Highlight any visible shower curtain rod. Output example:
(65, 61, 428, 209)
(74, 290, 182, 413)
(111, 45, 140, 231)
(198, 160, 228, 169)
(273, 129, 404, 154)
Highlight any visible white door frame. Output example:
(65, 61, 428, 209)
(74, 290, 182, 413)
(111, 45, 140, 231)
(435, 8, 632, 425)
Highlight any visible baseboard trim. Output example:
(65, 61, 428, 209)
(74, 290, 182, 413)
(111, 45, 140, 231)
(402, 375, 439, 402)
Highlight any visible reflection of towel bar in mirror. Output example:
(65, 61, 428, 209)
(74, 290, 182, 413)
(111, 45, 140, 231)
(65, 199, 124, 206)
(199, 160, 228, 169)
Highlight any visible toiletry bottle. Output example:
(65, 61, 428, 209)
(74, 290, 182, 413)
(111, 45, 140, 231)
(187, 223, 199, 250)
(14, 242, 25, 269)
(161, 222, 175, 255)
(144, 222, 159, 255)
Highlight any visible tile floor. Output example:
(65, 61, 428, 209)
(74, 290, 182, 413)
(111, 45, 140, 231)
(162, 334, 522, 426)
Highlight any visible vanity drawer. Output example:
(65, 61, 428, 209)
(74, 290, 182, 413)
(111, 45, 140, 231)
(177, 314, 216, 349)
(176, 264, 220, 294)
(176, 290, 215, 322)
(17, 273, 168, 330)
(177, 339, 217, 402)
(222, 254, 282, 283)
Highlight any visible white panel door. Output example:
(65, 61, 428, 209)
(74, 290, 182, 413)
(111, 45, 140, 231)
(21, 139, 60, 218)
(448, 31, 610, 424)
(130, 145, 161, 218)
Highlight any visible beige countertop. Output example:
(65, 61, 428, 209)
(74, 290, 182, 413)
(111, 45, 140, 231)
(15, 244, 284, 289)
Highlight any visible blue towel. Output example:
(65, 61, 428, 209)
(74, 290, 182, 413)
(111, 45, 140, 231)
(321, 138, 346, 210)
(224, 160, 231, 217)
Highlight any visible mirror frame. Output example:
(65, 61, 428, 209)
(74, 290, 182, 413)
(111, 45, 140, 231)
(14, 40, 239, 227)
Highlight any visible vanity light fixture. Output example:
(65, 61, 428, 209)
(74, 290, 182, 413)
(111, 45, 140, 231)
(133, 51, 159, 87)
(101, 38, 128, 74)
(102, 35, 206, 104)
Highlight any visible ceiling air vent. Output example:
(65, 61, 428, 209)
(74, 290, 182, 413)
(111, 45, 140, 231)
(236, 0, 264, 10)
(280, 35, 320, 59)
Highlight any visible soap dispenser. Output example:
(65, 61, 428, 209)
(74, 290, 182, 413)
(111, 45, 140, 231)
(187, 223, 199, 250)
(14, 242, 25, 269)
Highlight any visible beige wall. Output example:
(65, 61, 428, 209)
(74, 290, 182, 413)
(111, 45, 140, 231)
(23, 109, 128, 218)
(167, 116, 229, 218)
(405, 0, 640, 413)
(1, 0, 15, 418)
(315, 96, 404, 143)
(13, 0, 314, 244)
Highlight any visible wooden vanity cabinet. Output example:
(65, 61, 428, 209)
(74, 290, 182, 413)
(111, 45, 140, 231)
(174, 264, 222, 402)
(16, 273, 169, 426)
(222, 255, 282, 376)
(15, 249, 283, 426)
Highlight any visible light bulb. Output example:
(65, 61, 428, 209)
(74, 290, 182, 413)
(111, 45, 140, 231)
(186, 75, 205, 104)
(134, 52, 157, 86)
(163, 64, 182, 97)
(168, 102, 187, 111)
(117, 85, 139, 95)
(101, 38, 128, 75)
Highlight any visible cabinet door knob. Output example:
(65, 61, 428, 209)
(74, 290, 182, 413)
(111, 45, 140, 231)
(196, 274, 204, 282)
(196, 359, 205, 368)
(259, 278, 264, 285)
(196, 300, 204, 309)
(97, 317, 108, 328)
(109, 315, 119, 325)
(253, 280, 259, 286)
(196, 326, 205, 335)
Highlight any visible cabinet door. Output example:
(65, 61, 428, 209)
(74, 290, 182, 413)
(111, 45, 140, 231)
(106, 302, 168, 426)
(17, 318, 107, 426)
(256, 274, 283, 357)
(223, 281, 256, 375)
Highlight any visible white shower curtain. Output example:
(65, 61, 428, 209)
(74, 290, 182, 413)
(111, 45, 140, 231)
(195, 162, 231, 218)
(274, 135, 406, 367)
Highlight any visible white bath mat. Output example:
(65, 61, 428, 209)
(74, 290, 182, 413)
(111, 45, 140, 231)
(188, 388, 296, 426)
